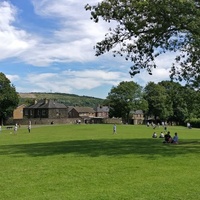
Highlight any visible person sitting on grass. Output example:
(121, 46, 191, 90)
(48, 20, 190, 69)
(152, 132, 157, 138)
(171, 132, 179, 144)
(159, 132, 164, 138)
(163, 131, 172, 143)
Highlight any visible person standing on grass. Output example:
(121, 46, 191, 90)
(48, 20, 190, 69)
(28, 121, 31, 133)
(14, 124, 18, 134)
(28, 124, 31, 133)
(113, 124, 117, 134)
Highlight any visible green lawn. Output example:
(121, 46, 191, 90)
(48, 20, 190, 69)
(0, 124, 199, 200)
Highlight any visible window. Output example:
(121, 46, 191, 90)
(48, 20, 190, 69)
(24, 109, 28, 116)
(42, 110, 46, 116)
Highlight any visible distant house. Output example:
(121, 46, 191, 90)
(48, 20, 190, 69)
(13, 104, 26, 119)
(23, 99, 67, 119)
(130, 110, 144, 125)
(95, 105, 109, 118)
(68, 106, 96, 118)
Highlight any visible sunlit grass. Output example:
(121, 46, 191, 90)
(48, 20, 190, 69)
(0, 124, 200, 200)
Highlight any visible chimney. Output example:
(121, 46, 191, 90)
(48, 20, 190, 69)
(45, 98, 48, 104)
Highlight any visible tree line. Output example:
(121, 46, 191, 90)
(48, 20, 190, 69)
(104, 81, 200, 125)
(1, 71, 200, 127)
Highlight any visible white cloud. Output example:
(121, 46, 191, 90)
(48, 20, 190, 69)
(25, 72, 72, 93)
(2, 0, 108, 66)
(0, 1, 37, 60)
(32, 0, 101, 19)
(6, 74, 20, 82)
(136, 69, 170, 86)
(19, 38, 97, 66)
(0, 0, 182, 98)
(0, 0, 117, 67)
(63, 69, 123, 80)
(155, 52, 178, 69)
(32, 0, 77, 18)
(22, 69, 131, 94)
(27, 73, 56, 83)
(0, 1, 16, 26)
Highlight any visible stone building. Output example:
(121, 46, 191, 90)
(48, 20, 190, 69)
(130, 110, 144, 125)
(23, 99, 67, 119)
(13, 104, 26, 119)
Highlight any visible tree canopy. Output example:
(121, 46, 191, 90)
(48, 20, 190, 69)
(0, 72, 19, 124)
(158, 81, 189, 122)
(105, 81, 147, 122)
(105, 80, 200, 124)
(144, 82, 173, 121)
(85, 0, 200, 86)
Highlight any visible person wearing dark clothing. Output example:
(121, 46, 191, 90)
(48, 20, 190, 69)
(163, 131, 172, 143)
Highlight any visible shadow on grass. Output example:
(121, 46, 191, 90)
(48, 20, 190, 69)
(0, 139, 200, 158)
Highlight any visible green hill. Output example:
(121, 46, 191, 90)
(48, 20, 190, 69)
(18, 92, 105, 108)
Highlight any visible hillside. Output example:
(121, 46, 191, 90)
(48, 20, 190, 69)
(18, 92, 105, 108)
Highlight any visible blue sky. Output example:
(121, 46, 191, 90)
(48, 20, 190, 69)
(0, 0, 175, 99)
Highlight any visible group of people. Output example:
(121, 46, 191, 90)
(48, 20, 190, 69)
(1, 121, 32, 134)
(15, 121, 31, 133)
(152, 131, 178, 144)
(163, 131, 178, 144)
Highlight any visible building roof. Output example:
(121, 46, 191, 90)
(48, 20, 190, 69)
(130, 110, 144, 115)
(67, 106, 75, 112)
(16, 104, 26, 108)
(73, 106, 95, 113)
(25, 99, 67, 109)
(96, 105, 109, 112)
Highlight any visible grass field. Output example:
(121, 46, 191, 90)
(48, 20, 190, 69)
(0, 124, 200, 200)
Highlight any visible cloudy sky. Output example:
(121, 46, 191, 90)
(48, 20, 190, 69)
(0, 0, 175, 99)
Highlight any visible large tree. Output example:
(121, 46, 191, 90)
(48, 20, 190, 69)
(144, 82, 173, 121)
(105, 81, 147, 123)
(181, 86, 200, 119)
(86, 0, 200, 86)
(0, 72, 19, 125)
(158, 81, 188, 123)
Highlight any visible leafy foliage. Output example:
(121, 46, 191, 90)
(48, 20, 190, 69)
(158, 81, 189, 122)
(144, 82, 173, 120)
(86, 0, 200, 86)
(0, 73, 19, 122)
(105, 81, 147, 122)
(143, 80, 200, 123)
